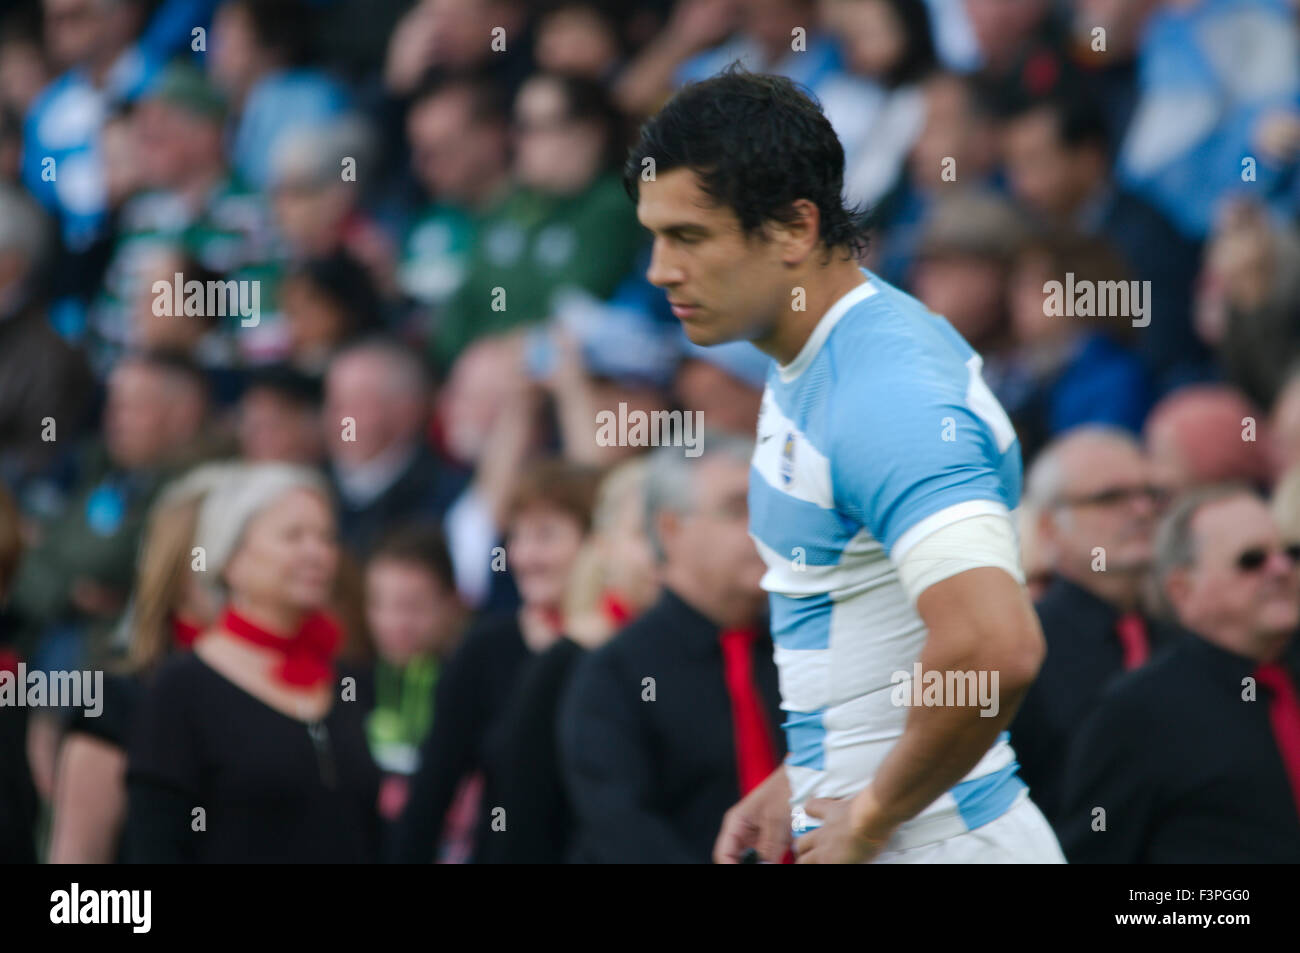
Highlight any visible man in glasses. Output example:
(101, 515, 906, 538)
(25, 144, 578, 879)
(1056, 485, 1300, 862)
(1010, 426, 1177, 824)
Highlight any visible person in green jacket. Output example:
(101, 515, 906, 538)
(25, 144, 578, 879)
(431, 73, 647, 372)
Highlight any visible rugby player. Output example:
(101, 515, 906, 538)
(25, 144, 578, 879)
(624, 67, 1065, 864)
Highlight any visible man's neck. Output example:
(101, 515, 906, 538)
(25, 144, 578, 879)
(755, 258, 868, 366)
(663, 570, 760, 631)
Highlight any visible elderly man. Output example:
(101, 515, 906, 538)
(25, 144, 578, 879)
(559, 437, 785, 863)
(1143, 384, 1272, 491)
(1009, 426, 1177, 822)
(323, 338, 468, 557)
(1057, 486, 1300, 862)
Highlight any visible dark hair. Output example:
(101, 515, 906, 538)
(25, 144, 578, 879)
(624, 65, 869, 260)
(506, 458, 602, 535)
(409, 69, 513, 129)
(527, 71, 628, 172)
(241, 361, 324, 408)
(872, 0, 939, 88)
(230, 0, 314, 66)
(1002, 89, 1108, 152)
(370, 524, 458, 593)
(285, 251, 385, 339)
(124, 348, 210, 401)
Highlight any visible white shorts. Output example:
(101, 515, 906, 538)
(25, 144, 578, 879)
(870, 794, 1066, 864)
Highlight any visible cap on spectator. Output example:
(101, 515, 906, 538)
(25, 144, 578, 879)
(678, 335, 771, 392)
(916, 189, 1027, 263)
(552, 286, 682, 390)
(145, 62, 227, 120)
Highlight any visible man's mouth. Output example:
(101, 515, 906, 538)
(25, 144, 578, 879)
(669, 300, 697, 319)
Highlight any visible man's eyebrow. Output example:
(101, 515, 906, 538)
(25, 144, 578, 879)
(652, 223, 711, 237)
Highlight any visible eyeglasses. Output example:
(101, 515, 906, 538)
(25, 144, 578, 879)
(1055, 485, 1171, 509)
(1235, 543, 1300, 572)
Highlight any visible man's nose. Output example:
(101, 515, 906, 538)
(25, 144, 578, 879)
(646, 239, 679, 288)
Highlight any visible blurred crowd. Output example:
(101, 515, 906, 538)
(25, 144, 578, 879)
(1, 0, 1300, 863)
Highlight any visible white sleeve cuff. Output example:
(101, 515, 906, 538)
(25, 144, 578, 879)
(895, 511, 1025, 605)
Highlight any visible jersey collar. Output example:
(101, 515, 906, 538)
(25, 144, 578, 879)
(776, 270, 877, 383)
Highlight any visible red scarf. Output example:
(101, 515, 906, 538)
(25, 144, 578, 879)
(601, 591, 634, 628)
(172, 616, 203, 649)
(220, 607, 342, 689)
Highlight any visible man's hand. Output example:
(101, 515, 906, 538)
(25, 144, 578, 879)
(713, 765, 792, 863)
(793, 787, 899, 864)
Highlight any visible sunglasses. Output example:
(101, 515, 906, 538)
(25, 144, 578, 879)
(1236, 544, 1300, 572)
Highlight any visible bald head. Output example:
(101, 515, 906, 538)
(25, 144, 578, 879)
(1144, 386, 1269, 491)
(324, 341, 430, 465)
(1027, 425, 1163, 605)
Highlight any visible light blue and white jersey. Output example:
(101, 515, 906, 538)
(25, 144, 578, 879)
(748, 268, 1027, 844)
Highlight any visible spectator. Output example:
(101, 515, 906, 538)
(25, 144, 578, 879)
(616, 0, 838, 117)
(431, 72, 644, 369)
(1001, 92, 1210, 394)
(819, 0, 937, 207)
(1056, 485, 1300, 862)
(559, 437, 784, 863)
(1267, 364, 1300, 481)
(362, 525, 467, 825)
(1143, 384, 1272, 492)
(322, 338, 468, 557)
(1117, 0, 1300, 240)
(280, 252, 385, 377)
(481, 457, 658, 863)
(1196, 199, 1300, 409)
(392, 458, 600, 862)
(871, 71, 1003, 282)
(534, 1, 626, 82)
(90, 63, 273, 376)
(384, 0, 532, 99)
(236, 363, 326, 465)
(1065, 0, 1162, 152)
(673, 338, 768, 438)
(9, 350, 215, 664)
(1009, 426, 1176, 822)
(47, 463, 230, 863)
(398, 72, 512, 315)
(23, 0, 153, 250)
(909, 189, 1024, 401)
(209, 0, 351, 192)
(0, 184, 95, 488)
(126, 462, 380, 862)
(1003, 232, 1152, 459)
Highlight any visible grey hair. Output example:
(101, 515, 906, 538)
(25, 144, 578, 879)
(644, 434, 755, 563)
(1152, 483, 1259, 613)
(1024, 424, 1143, 509)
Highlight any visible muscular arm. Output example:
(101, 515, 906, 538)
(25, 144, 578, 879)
(849, 567, 1044, 840)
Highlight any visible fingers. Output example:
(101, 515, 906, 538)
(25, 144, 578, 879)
(713, 808, 758, 864)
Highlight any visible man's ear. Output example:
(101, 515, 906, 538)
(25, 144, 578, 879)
(774, 199, 822, 265)
(655, 509, 680, 560)
(1162, 568, 1192, 616)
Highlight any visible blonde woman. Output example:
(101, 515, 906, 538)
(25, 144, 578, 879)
(48, 463, 234, 863)
(125, 463, 379, 862)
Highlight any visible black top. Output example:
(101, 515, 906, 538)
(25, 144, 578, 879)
(124, 653, 380, 863)
(71, 669, 144, 751)
(329, 445, 469, 558)
(1009, 577, 1179, 823)
(479, 637, 585, 864)
(1056, 633, 1300, 863)
(0, 666, 36, 863)
(389, 612, 532, 863)
(558, 589, 785, 864)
